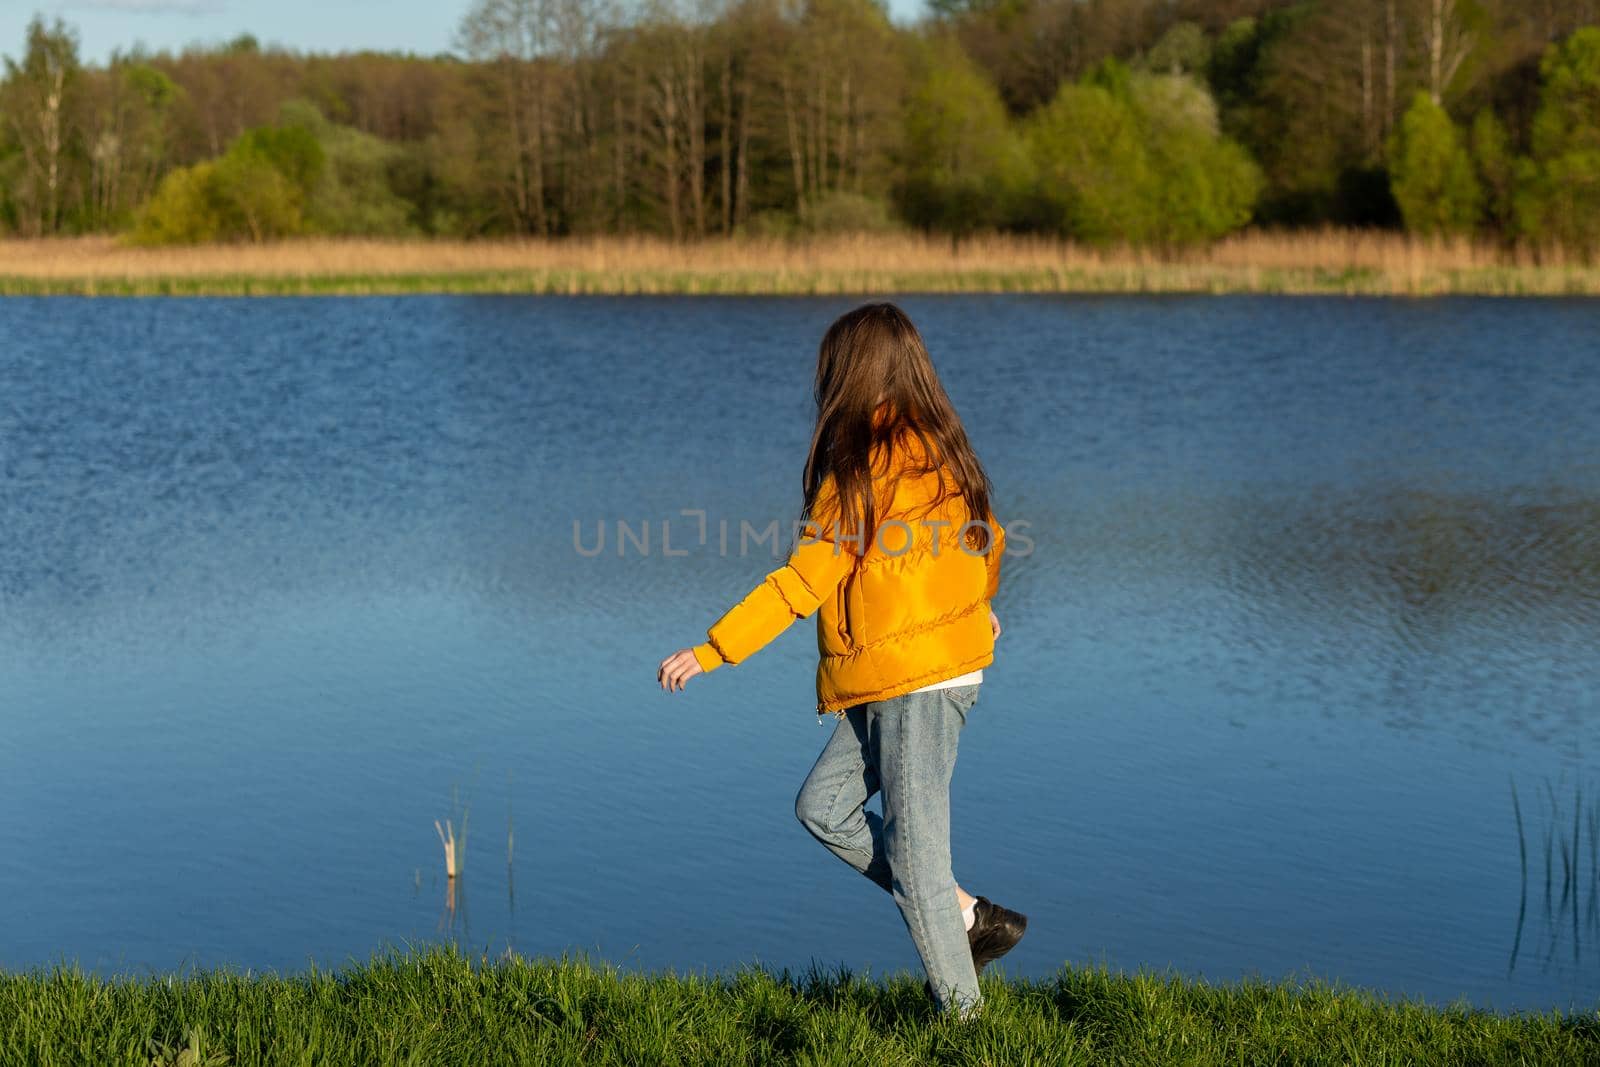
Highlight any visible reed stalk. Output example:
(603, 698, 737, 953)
(434, 818, 465, 880)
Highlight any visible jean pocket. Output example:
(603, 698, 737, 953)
(944, 684, 980, 713)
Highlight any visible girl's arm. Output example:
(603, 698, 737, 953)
(692, 473, 855, 672)
(658, 475, 856, 692)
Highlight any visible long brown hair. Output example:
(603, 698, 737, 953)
(802, 301, 992, 551)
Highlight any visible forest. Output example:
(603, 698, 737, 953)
(1, 0, 1597, 253)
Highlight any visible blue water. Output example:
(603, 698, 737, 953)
(2, 294, 1597, 1015)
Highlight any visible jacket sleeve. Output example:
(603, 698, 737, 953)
(984, 511, 1006, 603)
(692, 475, 857, 674)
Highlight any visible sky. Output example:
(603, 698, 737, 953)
(0, 0, 926, 65)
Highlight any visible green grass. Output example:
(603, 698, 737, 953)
(1, 945, 1595, 1065)
(3, 265, 1600, 297)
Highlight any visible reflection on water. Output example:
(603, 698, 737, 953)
(1, 294, 1598, 1016)
(417, 777, 525, 950)
(1509, 774, 1600, 977)
(1216, 488, 1600, 744)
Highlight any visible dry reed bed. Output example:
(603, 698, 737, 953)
(0, 231, 1596, 295)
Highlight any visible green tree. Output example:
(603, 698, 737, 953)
(1131, 73, 1262, 244)
(1023, 67, 1259, 246)
(895, 33, 1030, 235)
(1514, 28, 1600, 255)
(230, 122, 323, 199)
(131, 118, 323, 242)
(1207, 16, 1261, 114)
(1468, 108, 1515, 234)
(1141, 21, 1210, 77)
(210, 122, 322, 240)
(132, 160, 223, 243)
(1387, 90, 1482, 235)
(210, 149, 303, 241)
(1, 17, 82, 234)
(1022, 81, 1154, 243)
(278, 99, 413, 236)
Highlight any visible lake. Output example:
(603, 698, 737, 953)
(1, 293, 1597, 1016)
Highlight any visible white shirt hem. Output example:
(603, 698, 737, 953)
(908, 668, 984, 694)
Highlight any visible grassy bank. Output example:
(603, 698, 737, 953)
(1, 231, 1598, 297)
(1, 946, 1595, 1066)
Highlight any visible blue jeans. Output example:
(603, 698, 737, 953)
(794, 684, 981, 1017)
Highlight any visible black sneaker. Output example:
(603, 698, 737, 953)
(967, 896, 1027, 973)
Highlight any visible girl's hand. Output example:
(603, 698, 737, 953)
(657, 649, 704, 693)
(989, 609, 1002, 638)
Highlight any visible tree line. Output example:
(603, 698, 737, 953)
(1, 0, 1597, 251)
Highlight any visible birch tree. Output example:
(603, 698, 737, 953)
(2, 17, 80, 235)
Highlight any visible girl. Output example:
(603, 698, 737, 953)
(655, 301, 1026, 1019)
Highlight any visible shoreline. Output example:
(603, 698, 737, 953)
(1, 233, 1597, 297)
(2, 946, 1595, 1064)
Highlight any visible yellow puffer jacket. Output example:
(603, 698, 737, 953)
(691, 430, 1005, 716)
